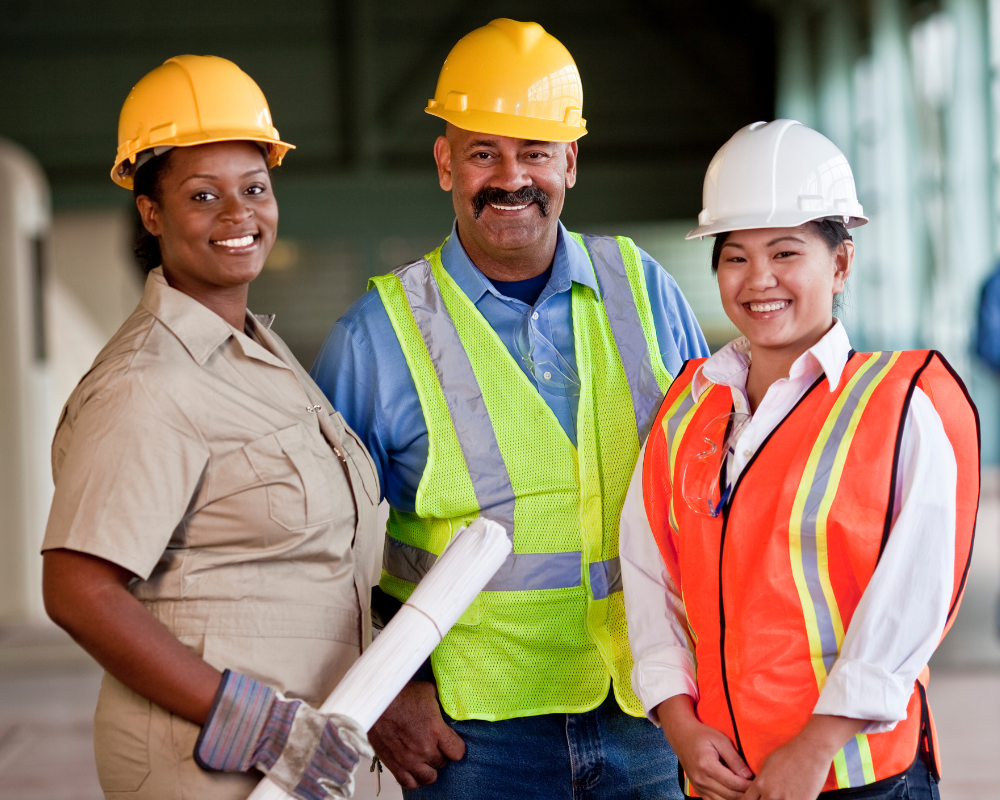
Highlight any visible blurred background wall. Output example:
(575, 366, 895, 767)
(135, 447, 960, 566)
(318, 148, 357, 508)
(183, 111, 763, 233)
(1, 0, 999, 618)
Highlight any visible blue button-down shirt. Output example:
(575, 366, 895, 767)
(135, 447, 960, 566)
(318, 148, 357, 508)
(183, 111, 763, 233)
(311, 222, 709, 512)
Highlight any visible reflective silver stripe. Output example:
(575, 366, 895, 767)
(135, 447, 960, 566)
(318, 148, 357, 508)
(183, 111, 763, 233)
(384, 533, 582, 591)
(392, 260, 581, 592)
(383, 536, 437, 585)
(589, 556, 623, 600)
(842, 737, 867, 788)
(666, 387, 697, 452)
(394, 259, 516, 535)
(797, 350, 894, 675)
(484, 551, 582, 592)
(580, 235, 663, 441)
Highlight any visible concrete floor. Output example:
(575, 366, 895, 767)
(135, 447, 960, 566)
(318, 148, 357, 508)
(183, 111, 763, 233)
(1, 473, 998, 799)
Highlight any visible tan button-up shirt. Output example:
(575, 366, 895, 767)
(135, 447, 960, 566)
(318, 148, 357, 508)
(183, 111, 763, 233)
(43, 267, 379, 702)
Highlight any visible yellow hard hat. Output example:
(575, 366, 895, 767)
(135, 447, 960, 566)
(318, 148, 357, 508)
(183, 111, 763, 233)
(112, 54, 294, 189)
(425, 19, 586, 143)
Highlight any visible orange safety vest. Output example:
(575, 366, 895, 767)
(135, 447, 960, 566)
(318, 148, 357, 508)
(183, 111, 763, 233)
(644, 350, 979, 793)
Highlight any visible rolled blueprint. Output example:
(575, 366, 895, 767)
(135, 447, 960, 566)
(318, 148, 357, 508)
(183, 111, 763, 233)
(248, 516, 512, 800)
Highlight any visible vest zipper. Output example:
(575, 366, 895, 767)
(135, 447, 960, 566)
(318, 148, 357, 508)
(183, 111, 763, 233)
(714, 373, 828, 768)
(717, 501, 747, 762)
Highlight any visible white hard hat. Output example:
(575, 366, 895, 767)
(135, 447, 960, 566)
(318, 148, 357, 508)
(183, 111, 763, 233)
(686, 119, 867, 240)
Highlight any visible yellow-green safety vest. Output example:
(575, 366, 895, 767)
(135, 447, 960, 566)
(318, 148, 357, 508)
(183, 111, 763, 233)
(371, 233, 672, 721)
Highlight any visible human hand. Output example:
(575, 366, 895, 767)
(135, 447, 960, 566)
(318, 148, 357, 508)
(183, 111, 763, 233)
(739, 736, 831, 800)
(367, 680, 465, 789)
(657, 695, 753, 800)
(741, 715, 865, 800)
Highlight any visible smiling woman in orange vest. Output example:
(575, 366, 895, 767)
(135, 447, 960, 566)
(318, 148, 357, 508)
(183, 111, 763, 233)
(619, 120, 978, 800)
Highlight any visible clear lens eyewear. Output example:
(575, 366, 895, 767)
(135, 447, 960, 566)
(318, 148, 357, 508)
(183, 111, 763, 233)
(514, 311, 581, 398)
(681, 411, 751, 518)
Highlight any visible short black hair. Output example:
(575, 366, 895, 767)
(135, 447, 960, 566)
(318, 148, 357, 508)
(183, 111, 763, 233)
(132, 151, 175, 273)
(710, 218, 853, 274)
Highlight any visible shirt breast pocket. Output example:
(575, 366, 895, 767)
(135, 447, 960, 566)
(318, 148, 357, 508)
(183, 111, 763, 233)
(243, 424, 334, 531)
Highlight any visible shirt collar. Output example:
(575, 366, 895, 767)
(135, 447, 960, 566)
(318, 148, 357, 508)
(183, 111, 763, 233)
(141, 268, 234, 366)
(691, 319, 853, 401)
(438, 220, 601, 303)
(140, 268, 291, 371)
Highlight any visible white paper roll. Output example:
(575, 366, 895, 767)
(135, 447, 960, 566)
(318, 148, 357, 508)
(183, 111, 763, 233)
(247, 517, 511, 800)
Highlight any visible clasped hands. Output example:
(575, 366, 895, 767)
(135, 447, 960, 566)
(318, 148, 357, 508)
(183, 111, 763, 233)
(657, 695, 866, 800)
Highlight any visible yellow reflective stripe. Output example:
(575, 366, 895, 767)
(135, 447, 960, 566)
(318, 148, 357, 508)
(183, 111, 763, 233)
(787, 351, 900, 788)
(858, 734, 876, 783)
(834, 732, 878, 789)
(788, 353, 895, 691)
(666, 385, 702, 476)
(661, 383, 701, 536)
(833, 748, 851, 788)
(813, 352, 900, 644)
(681, 588, 698, 646)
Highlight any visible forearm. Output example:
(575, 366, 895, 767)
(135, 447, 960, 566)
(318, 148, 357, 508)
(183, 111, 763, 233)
(743, 714, 869, 800)
(657, 694, 698, 749)
(795, 715, 867, 761)
(43, 549, 221, 724)
(656, 694, 698, 742)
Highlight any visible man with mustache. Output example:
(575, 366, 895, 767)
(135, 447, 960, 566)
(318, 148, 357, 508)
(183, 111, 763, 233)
(312, 19, 707, 799)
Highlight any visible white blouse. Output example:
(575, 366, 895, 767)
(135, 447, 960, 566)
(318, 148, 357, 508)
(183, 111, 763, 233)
(620, 321, 957, 734)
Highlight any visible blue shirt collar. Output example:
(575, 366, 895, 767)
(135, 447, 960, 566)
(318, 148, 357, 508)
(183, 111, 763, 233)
(439, 220, 601, 305)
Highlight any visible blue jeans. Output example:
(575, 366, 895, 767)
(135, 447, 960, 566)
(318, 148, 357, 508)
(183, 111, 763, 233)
(403, 691, 681, 800)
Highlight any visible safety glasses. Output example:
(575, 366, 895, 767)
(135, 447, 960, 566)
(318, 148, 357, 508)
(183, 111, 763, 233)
(513, 311, 581, 398)
(681, 411, 750, 518)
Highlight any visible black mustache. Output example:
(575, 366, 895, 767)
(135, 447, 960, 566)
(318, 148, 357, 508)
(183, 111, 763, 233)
(472, 185, 551, 219)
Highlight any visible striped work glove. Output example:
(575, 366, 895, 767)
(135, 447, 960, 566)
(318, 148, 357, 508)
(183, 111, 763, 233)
(194, 670, 373, 800)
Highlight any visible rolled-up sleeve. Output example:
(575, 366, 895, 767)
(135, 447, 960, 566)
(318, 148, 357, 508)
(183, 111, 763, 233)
(621, 441, 699, 724)
(814, 388, 956, 732)
(312, 313, 388, 496)
(43, 372, 209, 580)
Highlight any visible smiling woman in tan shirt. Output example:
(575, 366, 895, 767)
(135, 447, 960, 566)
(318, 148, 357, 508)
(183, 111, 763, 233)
(41, 56, 379, 800)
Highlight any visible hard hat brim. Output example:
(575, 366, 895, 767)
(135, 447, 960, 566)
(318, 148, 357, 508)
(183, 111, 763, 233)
(426, 106, 586, 143)
(112, 136, 295, 190)
(686, 211, 869, 240)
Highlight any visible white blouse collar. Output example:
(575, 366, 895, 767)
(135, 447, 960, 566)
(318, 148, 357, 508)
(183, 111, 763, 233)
(691, 319, 852, 402)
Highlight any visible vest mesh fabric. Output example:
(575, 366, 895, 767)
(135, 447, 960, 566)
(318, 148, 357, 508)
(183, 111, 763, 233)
(571, 279, 644, 709)
(431, 250, 607, 719)
(372, 235, 668, 720)
(567, 232, 672, 395)
(371, 258, 478, 610)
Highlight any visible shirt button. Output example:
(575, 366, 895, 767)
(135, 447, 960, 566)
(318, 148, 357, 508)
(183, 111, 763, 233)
(734, 399, 742, 410)
(543, 371, 552, 380)
(531, 311, 539, 320)
(743, 449, 753, 459)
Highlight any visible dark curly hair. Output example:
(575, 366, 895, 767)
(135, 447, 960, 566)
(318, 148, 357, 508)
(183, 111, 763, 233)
(710, 218, 853, 274)
(132, 151, 175, 273)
